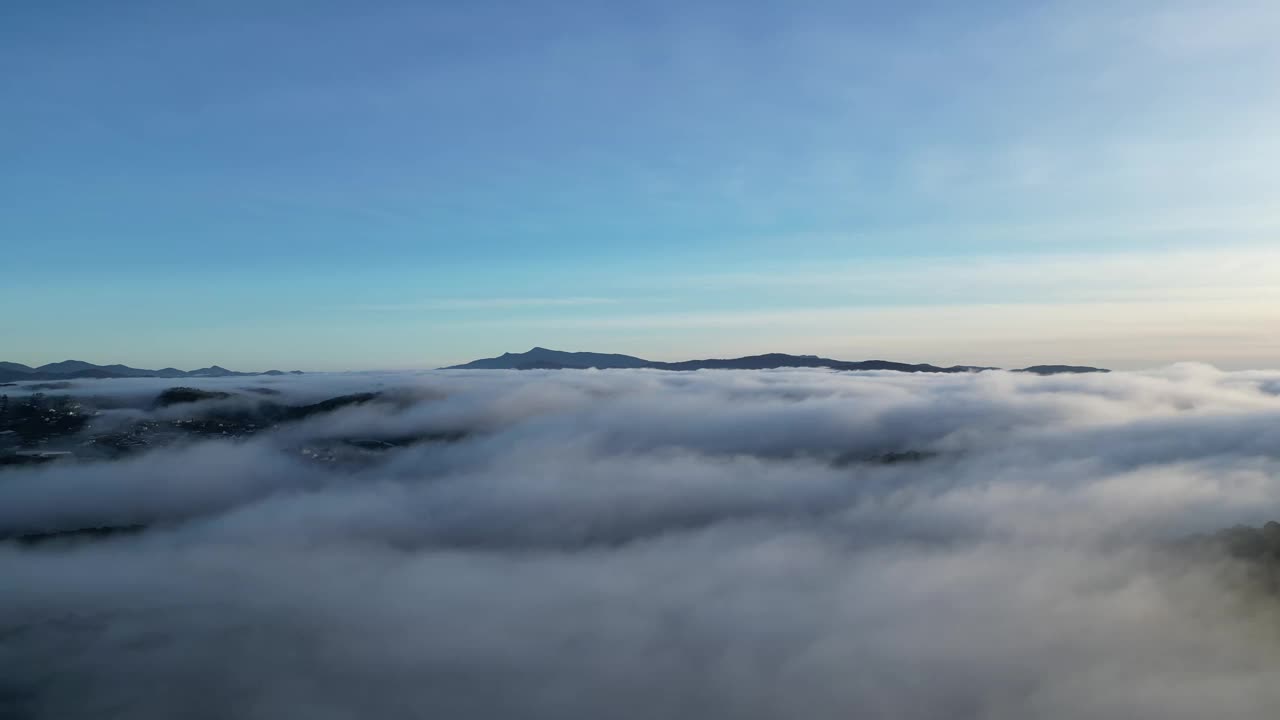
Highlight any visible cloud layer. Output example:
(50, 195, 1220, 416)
(4, 366, 1280, 718)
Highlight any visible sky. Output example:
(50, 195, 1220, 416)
(3, 0, 1279, 371)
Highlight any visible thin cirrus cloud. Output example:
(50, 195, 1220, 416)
(355, 297, 621, 311)
(397, 247, 1280, 370)
(677, 247, 1280, 301)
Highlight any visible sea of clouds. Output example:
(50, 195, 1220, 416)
(4, 365, 1280, 719)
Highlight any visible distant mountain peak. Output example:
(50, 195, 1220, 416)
(37, 360, 99, 372)
(446, 347, 652, 370)
(444, 349, 1112, 375)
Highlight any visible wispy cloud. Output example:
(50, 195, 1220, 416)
(677, 246, 1280, 302)
(356, 297, 620, 311)
(429, 298, 1280, 370)
(1064, 0, 1280, 58)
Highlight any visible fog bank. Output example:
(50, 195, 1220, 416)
(3, 365, 1280, 718)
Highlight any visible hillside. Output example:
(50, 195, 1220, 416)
(444, 348, 1106, 374)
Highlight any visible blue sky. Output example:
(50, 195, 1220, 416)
(4, 0, 1279, 370)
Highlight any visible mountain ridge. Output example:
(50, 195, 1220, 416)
(0, 360, 304, 383)
(0, 352, 1114, 382)
(444, 348, 1109, 374)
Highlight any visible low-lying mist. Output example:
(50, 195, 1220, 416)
(4, 365, 1280, 719)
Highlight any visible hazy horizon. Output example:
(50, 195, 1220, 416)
(5, 334, 1278, 374)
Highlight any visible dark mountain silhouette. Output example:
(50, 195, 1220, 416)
(154, 387, 234, 407)
(649, 353, 985, 373)
(33, 360, 100, 374)
(0, 354, 1111, 382)
(1015, 365, 1111, 375)
(445, 348, 1106, 374)
(0, 360, 303, 383)
(449, 347, 652, 370)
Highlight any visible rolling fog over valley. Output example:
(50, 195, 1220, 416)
(5, 366, 1280, 718)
